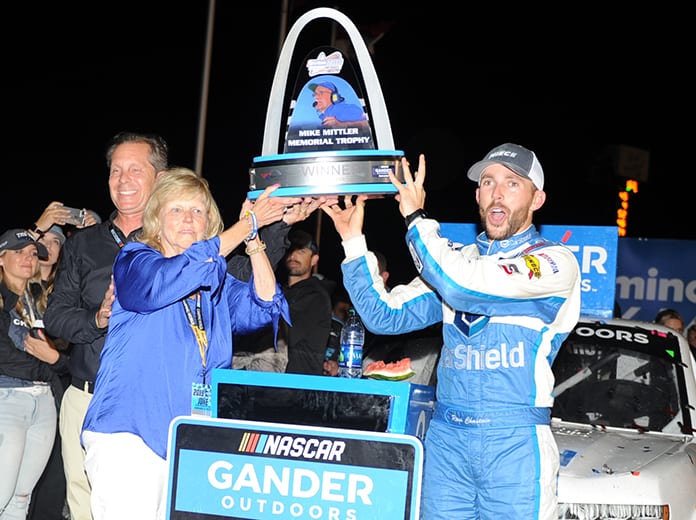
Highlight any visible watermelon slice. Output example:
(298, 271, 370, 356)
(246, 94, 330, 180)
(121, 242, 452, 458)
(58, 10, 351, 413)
(363, 358, 415, 381)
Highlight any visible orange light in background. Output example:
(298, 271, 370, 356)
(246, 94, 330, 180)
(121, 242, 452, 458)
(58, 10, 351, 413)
(625, 179, 639, 193)
(617, 179, 638, 236)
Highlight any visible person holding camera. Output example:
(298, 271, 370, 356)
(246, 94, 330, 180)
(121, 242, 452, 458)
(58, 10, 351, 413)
(28, 201, 99, 241)
(27, 206, 98, 520)
(0, 229, 70, 519)
(27, 224, 74, 520)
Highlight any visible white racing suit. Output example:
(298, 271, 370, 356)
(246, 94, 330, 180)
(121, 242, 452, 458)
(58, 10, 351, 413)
(340, 218, 581, 519)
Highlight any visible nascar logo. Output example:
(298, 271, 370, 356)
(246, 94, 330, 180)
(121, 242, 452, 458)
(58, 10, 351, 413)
(239, 432, 346, 462)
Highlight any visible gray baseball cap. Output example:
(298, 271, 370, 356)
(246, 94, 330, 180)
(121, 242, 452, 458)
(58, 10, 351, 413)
(45, 225, 66, 245)
(467, 143, 544, 190)
(0, 229, 49, 259)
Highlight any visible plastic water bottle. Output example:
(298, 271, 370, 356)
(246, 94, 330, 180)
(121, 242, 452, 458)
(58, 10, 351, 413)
(339, 309, 365, 378)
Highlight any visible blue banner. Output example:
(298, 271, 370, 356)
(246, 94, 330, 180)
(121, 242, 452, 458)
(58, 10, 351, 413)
(616, 237, 696, 324)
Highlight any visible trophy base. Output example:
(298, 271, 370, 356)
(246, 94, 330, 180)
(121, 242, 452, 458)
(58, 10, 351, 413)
(248, 150, 404, 200)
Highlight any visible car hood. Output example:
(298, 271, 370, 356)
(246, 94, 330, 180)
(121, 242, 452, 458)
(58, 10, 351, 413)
(553, 422, 692, 476)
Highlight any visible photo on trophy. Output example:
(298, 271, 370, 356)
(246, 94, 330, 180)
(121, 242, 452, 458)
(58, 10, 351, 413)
(284, 73, 374, 154)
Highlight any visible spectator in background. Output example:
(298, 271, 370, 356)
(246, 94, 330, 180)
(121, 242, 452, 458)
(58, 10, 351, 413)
(323, 287, 351, 376)
(28, 202, 98, 242)
(687, 323, 696, 359)
(37, 226, 66, 292)
(29, 224, 71, 520)
(27, 204, 99, 520)
(654, 308, 685, 334)
(374, 250, 390, 287)
(233, 229, 334, 376)
(0, 230, 70, 519)
(282, 229, 333, 375)
(81, 167, 290, 519)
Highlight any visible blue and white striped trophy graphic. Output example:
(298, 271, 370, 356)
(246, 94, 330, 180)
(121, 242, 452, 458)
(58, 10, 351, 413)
(248, 7, 404, 199)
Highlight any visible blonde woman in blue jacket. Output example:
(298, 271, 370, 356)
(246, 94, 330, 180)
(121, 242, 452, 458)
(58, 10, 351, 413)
(82, 168, 292, 520)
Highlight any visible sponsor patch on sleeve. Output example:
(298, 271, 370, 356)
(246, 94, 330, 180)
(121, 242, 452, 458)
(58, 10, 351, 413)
(523, 255, 542, 279)
(537, 252, 560, 274)
(500, 263, 521, 275)
(408, 241, 423, 273)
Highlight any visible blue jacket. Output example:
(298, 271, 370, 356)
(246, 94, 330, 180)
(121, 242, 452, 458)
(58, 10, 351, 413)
(82, 237, 290, 458)
(341, 218, 581, 413)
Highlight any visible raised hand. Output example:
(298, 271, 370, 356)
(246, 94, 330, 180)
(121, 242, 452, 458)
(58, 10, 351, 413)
(388, 154, 426, 218)
(32, 201, 73, 233)
(243, 185, 301, 228)
(321, 194, 369, 241)
(95, 276, 115, 329)
(282, 195, 339, 225)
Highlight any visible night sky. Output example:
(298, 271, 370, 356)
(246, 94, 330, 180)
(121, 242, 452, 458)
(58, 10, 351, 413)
(4, 2, 689, 286)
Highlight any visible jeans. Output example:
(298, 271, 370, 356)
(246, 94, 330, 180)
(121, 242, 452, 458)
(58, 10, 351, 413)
(0, 386, 56, 520)
(27, 421, 67, 520)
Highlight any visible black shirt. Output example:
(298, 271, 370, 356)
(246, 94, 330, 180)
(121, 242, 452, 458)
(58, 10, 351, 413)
(283, 276, 332, 375)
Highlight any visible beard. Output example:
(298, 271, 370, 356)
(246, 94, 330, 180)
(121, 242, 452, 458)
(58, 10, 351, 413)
(480, 204, 530, 241)
(285, 261, 310, 278)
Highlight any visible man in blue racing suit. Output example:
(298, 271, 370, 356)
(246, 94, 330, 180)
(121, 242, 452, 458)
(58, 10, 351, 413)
(322, 143, 581, 519)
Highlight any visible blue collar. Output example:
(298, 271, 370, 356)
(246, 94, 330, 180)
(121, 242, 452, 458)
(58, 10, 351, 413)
(475, 225, 541, 257)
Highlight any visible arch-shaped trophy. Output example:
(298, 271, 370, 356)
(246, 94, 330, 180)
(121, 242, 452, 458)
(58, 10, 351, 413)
(248, 7, 404, 199)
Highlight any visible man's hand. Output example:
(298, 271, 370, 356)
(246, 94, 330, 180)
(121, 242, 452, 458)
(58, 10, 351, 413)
(95, 276, 115, 329)
(321, 195, 369, 241)
(282, 195, 339, 225)
(388, 154, 427, 217)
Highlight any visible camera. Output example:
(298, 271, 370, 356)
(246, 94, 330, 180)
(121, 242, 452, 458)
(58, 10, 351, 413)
(64, 207, 86, 226)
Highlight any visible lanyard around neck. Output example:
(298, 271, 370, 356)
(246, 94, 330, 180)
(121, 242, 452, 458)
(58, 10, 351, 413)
(108, 223, 125, 248)
(181, 292, 208, 368)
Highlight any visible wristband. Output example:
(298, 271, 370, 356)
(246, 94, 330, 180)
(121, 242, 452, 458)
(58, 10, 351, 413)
(404, 209, 427, 227)
(245, 240, 267, 256)
(243, 210, 258, 242)
(31, 223, 46, 238)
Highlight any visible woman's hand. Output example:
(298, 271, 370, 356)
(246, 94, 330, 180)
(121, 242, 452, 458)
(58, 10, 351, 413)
(79, 209, 100, 228)
(242, 185, 301, 228)
(24, 329, 60, 364)
(32, 201, 72, 234)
